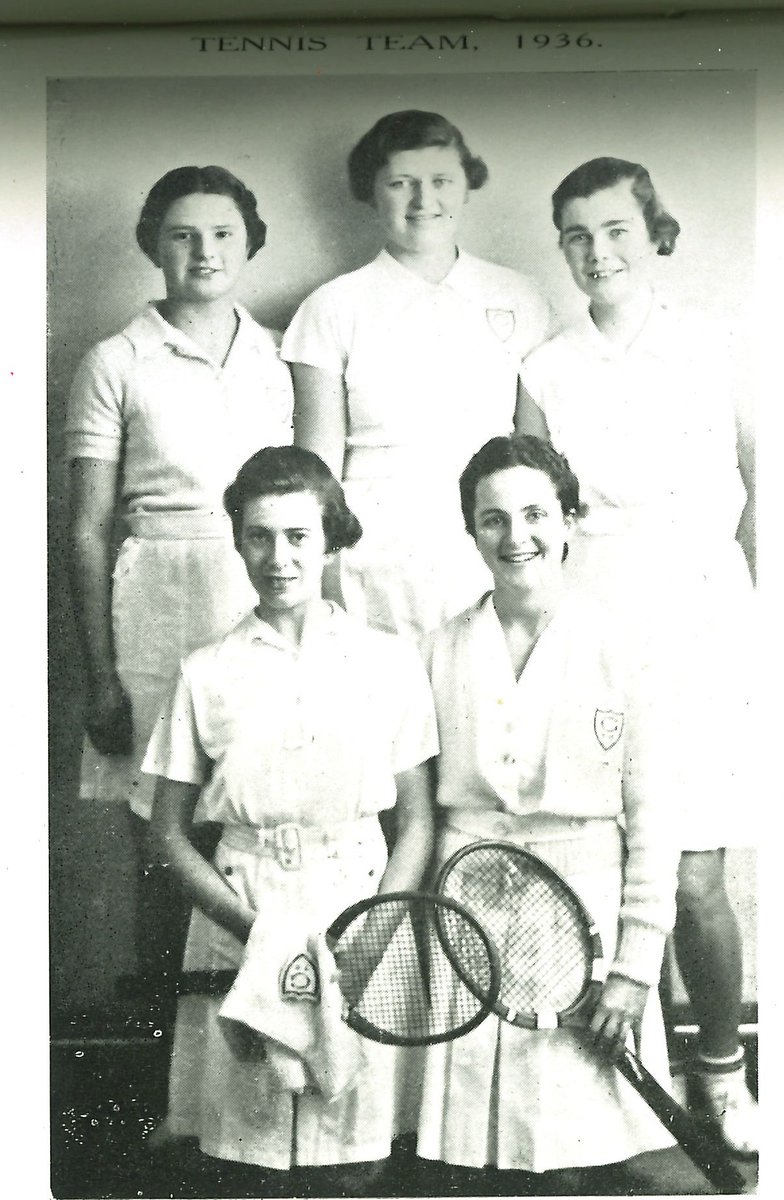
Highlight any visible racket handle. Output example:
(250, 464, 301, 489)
(616, 1050, 746, 1195)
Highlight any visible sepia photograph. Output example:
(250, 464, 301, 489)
(2, 10, 780, 1198)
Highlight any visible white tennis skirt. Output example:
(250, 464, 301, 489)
(78, 511, 256, 818)
(417, 823, 676, 1173)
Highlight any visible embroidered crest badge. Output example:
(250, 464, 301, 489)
(594, 710, 624, 751)
(486, 308, 516, 343)
(280, 953, 319, 1002)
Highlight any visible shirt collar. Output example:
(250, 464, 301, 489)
(375, 246, 481, 299)
(570, 294, 675, 363)
(237, 601, 346, 653)
(123, 302, 276, 365)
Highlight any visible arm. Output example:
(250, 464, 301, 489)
(589, 655, 679, 1060)
(291, 362, 348, 479)
(150, 777, 255, 944)
(514, 379, 550, 438)
(67, 456, 132, 754)
(377, 760, 435, 894)
(291, 362, 349, 605)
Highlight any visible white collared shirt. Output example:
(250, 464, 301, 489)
(521, 298, 745, 538)
(427, 592, 678, 983)
(282, 249, 551, 473)
(142, 603, 438, 828)
(65, 303, 294, 513)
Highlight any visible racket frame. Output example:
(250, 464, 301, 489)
(325, 890, 502, 1047)
(436, 839, 746, 1194)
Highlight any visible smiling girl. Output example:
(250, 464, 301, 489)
(282, 110, 551, 641)
(144, 445, 437, 1187)
(518, 157, 757, 1156)
(66, 165, 293, 976)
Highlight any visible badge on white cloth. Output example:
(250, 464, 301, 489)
(485, 308, 516, 342)
(219, 915, 367, 1099)
(594, 709, 625, 751)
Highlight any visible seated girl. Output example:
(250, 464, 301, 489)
(143, 445, 437, 1190)
(416, 434, 681, 1193)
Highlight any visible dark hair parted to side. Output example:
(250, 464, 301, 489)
(348, 110, 488, 203)
(460, 434, 587, 538)
(136, 165, 267, 265)
(224, 445, 362, 554)
(552, 157, 681, 256)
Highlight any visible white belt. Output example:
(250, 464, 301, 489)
(220, 816, 380, 871)
(126, 509, 233, 540)
(441, 812, 622, 876)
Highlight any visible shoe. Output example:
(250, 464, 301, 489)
(693, 1066, 758, 1158)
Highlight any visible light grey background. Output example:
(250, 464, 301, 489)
(48, 69, 756, 1007)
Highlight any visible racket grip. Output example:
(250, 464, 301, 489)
(616, 1051, 746, 1195)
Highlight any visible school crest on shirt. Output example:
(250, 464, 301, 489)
(485, 307, 516, 343)
(594, 710, 625, 751)
(280, 953, 320, 1002)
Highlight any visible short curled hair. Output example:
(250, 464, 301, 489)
(460, 434, 587, 538)
(348, 110, 488, 204)
(552, 157, 680, 256)
(223, 445, 362, 554)
(136, 165, 267, 265)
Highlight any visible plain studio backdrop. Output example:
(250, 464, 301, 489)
(47, 69, 756, 1008)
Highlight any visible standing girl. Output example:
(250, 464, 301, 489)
(282, 109, 551, 641)
(66, 166, 294, 971)
(518, 157, 756, 1156)
(145, 446, 437, 1190)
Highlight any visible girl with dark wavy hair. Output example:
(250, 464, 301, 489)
(519, 157, 757, 1157)
(65, 165, 293, 976)
(145, 446, 436, 1187)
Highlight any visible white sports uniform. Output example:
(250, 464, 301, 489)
(520, 300, 754, 849)
(65, 303, 294, 817)
(417, 593, 679, 1172)
(142, 603, 438, 1169)
(282, 249, 551, 640)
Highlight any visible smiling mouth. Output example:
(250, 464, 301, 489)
(501, 551, 539, 564)
(588, 269, 622, 280)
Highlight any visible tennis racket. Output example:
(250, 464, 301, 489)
(166, 892, 500, 1049)
(437, 840, 746, 1195)
(325, 890, 501, 1047)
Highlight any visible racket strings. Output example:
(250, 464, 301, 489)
(442, 850, 593, 1017)
(332, 898, 496, 1044)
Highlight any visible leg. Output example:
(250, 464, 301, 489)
(674, 849, 757, 1157)
(674, 850, 742, 1059)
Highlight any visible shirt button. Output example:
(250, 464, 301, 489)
(502, 753, 516, 766)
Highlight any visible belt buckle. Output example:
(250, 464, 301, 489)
(274, 823, 302, 871)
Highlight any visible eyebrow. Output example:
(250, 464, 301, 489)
(477, 503, 546, 517)
(162, 220, 240, 230)
(561, 217, 634, 235)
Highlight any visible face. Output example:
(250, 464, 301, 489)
(372, 144, 469, 256)
(155, 192, 249, 304)
(472, 466, 571, 596)
(559, 178, 657, 309)
(238, 491, 331, 621)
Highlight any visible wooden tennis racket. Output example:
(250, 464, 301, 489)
(169, 891, 501, 1049)
(436, 839, 746, 1195)
(325, 890, 501, 1046)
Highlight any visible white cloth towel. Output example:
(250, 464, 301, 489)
(219, 915, 367, 1099)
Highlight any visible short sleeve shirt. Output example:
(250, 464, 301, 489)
(520, 299, 745, 537)
(65, 303, 294, 513)
(282, 250, 552, 471)
(143, 603, 439, 828)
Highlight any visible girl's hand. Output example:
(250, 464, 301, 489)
(587, 974, 648, 1062)
(86, 674, 133, 756)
